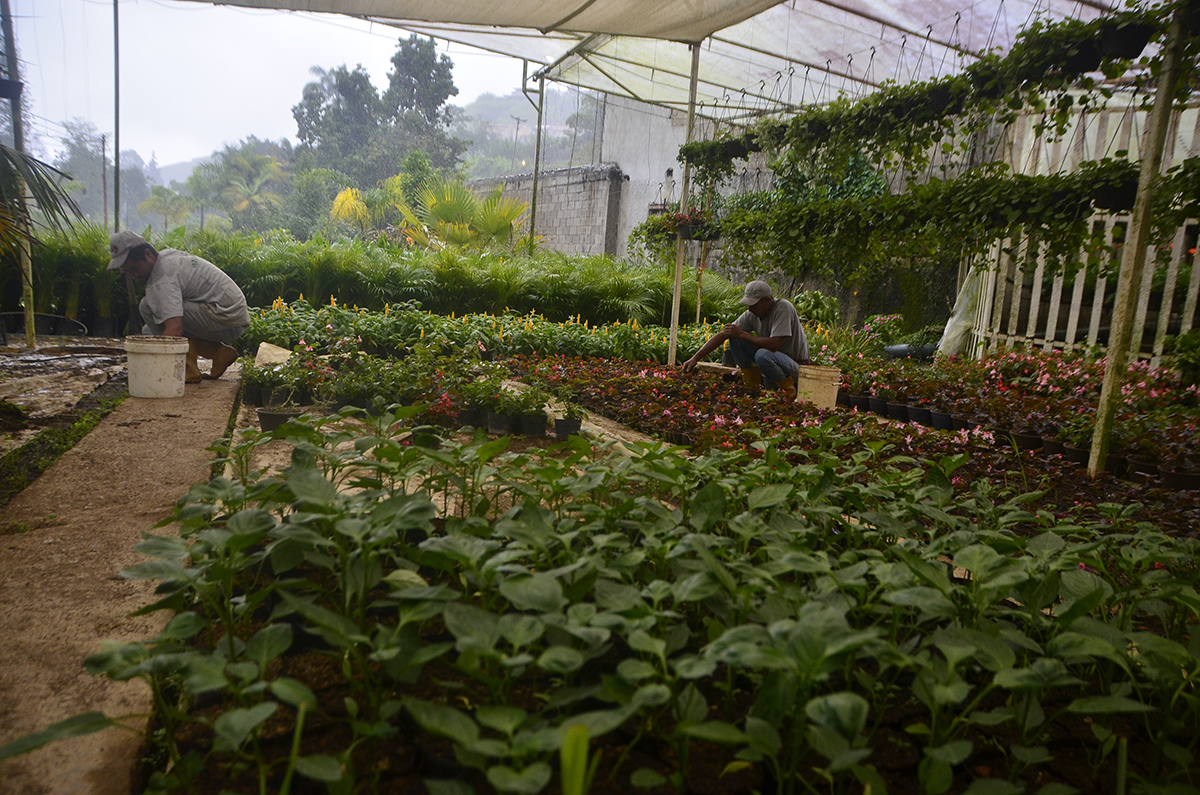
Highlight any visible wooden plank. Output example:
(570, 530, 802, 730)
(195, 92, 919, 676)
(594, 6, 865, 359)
(1007, 236, 1028, 340)
(1064, 266, 1087, 350)
(1063, 221, 1097, 350)
(1151, 225, 1187, 365)
(1117, 105, 1135, 158)
(1049, 134, 1063, 176)
(1094, 109, 1110, 158)
(987, 239, 1012, 355)
(1163, 107, 1181, 165)
(1131, 241, 1157, 358)
(1044, 269, 1065, 350)
(1025, 238, 1046, 339)
(1087, 219, 1112, 346)
(1071, 107, 1088, 169)
(968, 257, 991, 358)
(1182, 220, 1200, 336)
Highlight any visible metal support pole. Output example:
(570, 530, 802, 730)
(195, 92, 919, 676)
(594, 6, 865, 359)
(531, 76, 545, 239)
(101, 134, 108, 228)
(1, 0, 34, 348)
(113, 0, 120, 231)
(1088, 6, 1186, 478)
(667, 43, 701, 366)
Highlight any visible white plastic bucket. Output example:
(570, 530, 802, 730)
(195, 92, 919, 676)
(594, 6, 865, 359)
(795, 365, 841, 409)
(125, 335, 189, 398)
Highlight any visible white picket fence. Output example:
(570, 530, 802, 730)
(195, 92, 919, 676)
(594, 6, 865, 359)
(969, 216, 1200, 365)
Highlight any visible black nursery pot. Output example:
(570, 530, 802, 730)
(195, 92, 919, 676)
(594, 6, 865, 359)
(1010, 431, 1043, 451)
(868, 397, 889, 416)
(242, 384, 262, 407)
(517, 413, 547, 437)
(457, 406, 485, 428)
(886, 402, 910, 422)
(908, 406, 932, 426)
(486, 411, 516, 435)
(257, 407, 304, 432)
(850, 395, 871, 412)
(1158, 466, 1200, 491)
(554, 418, 583, 440)
(1063, 445, 1090, 465)
(930, 410, 954, 430)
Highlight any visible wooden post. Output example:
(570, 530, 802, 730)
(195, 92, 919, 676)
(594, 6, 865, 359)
(1, 0, 34, 349)
(667, 43, 701, 366)
(1088, 6, 1187, 478)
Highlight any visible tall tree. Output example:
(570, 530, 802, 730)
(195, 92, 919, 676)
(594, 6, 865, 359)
(293, 65, 382, 178)
(382, 35, 457, 124)
(52, 119, 107, 221)
(292, 37, 466, 186)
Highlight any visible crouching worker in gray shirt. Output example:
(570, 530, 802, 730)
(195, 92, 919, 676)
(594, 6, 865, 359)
(681, 280, 809, 400)
(108, 231, 249, 384)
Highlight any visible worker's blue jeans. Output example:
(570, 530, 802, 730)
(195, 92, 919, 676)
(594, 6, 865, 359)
(729, 337, 798, 389)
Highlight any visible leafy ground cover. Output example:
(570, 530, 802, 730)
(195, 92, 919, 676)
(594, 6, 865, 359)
(7, 398, 1195, 795)
(240, 300, 722, 366)
(825, 349, 1200, 471)
(516, 356, 1200, 538)
(8, 319, 1199, 795)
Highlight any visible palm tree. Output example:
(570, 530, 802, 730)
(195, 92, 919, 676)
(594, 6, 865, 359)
(215, 153, 284, 228)
(138, 184, 191, 232)
(0, 145, 81, 345)
(0, 145, 79, 255)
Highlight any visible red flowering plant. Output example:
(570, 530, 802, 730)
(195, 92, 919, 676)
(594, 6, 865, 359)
(672, 206, 711, 227)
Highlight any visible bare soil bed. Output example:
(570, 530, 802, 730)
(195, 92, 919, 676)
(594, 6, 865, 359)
(0, 340, 240, 795)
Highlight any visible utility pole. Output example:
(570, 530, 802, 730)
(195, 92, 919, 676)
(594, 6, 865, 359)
(113, 0, 120, 231)
(1088, 5, 1188, 478)
(0, 0, 35, 348)
(101, 134, 108, 228)
(510, 115, 525, 173)
(530, 76, 544, 238)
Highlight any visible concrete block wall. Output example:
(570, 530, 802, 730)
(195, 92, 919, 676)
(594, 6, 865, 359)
(471, 165, 626, 257)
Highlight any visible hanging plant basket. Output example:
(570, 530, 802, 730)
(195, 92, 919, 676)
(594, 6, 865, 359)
(677, 223, 720, 241)
(1092, 176, 1139, 212)
(723, 139, 750, 160)
(1099, 22, 1155, 60)
(1063, 40, 1102, 74)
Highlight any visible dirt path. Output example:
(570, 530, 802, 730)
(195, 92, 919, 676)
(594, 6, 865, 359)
(0, 374, 240, 795)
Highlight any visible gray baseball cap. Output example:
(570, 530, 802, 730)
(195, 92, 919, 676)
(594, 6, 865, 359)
(739, 280, 773, 305)
(107, 230, 148, 271)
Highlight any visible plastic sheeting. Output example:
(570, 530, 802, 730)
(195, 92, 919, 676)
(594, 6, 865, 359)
(939, 264, 985, 357)
(178, 0, 1117, 121)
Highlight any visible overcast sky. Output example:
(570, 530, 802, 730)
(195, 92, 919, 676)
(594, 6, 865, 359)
(16, 0, 526, 167)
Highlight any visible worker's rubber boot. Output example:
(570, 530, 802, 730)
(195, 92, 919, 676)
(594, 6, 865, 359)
(185, 340, 203, 384)
(777, 376, 798, 402)
(192, 339, 240, 380)
(740, 366, 762, 393)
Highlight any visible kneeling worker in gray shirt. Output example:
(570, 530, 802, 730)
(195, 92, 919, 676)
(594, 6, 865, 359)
(681, 280, 810, 400)
(107, 231, 249, 384)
